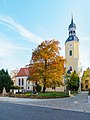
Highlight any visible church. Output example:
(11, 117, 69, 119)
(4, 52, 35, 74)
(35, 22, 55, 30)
(65, 16, 80, 74)
(15, 16, 80, 92)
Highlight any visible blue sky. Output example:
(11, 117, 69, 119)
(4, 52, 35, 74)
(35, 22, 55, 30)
(0, 0, 90, 73)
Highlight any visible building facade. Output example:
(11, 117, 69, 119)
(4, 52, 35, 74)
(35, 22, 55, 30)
(81, 68, 90, 91)
(65, 16, 80, 74)
(82, 77, 90, 91)
(16, 68, 33, 92)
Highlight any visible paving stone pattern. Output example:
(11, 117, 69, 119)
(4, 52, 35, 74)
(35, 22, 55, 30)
(0, 92, 90, 112)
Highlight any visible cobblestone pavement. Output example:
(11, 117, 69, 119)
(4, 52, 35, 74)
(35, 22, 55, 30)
(0, 91, 90, 112)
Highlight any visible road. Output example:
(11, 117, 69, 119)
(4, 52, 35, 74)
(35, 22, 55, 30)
(0, 102, 90, 120)
(0, 92, 90, 112)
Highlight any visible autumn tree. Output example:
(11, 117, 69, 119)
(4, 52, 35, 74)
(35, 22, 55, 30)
(81, 67, 90, 90)
(30, 40, 65, 93)
(82, 67, 90, 80)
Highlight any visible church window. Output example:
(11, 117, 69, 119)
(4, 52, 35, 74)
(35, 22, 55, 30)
(70, 66, 72, 71)
(52, 86, 55, 89)
(85, 85, 88, 90)
(69, 50, 72, 56)
(18, 78, 20, 86)
(22, 78, 24, 85)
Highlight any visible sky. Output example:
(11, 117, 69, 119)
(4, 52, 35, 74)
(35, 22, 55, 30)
(0, 0, 90, 73)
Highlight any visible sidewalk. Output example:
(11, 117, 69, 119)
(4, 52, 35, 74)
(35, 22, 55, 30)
(0, 92, 90, 112)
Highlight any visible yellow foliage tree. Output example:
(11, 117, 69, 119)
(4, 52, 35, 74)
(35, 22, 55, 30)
(30, 40, 65, 93)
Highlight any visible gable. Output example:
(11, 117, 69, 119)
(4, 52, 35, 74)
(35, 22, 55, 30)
(16, 68, 30, 77)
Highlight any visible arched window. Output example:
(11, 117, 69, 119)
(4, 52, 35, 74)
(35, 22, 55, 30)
(70, 66, 72, 71)
(22, 78, 24, 85)
(85, 85, 88, 90)
(69, 50, 72, 56)
(18, 78, 20, 86)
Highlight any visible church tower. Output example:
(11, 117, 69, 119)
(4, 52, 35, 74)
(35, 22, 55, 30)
(65, 15, 80, 73)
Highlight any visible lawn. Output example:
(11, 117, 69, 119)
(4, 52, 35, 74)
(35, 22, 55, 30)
(37, 92, 69, 98)
(10, 91, 69, 99)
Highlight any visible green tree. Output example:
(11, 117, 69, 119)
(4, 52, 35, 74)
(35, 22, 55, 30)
(30, 40, 65, 93)
(0, 69, 13, 93)
(67, 70, 79, 91)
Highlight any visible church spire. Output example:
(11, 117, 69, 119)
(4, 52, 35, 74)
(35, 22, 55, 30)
(71, 13, 73, 24)
(69, 14, 76, 30)
(68, 14, 76, 36)
(65, 14, 79, 43)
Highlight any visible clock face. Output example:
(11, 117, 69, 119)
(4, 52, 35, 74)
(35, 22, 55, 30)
(69, 44, 73, 47)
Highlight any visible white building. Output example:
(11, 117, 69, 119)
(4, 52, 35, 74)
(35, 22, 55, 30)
(16, 68, 33, 92)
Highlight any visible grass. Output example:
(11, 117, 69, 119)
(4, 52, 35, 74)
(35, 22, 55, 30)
(37, 92, 69, 98)
(70, 91, 78, 95)
(12, 91, 69, 99)
(9, 91, 69, 99)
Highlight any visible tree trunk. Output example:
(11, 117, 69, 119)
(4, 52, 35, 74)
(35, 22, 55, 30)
(43, 78, 46, 93)
(43, 84, 46, 93)
(42, 59, 47, 93)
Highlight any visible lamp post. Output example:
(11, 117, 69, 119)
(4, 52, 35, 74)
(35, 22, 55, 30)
(78, 67, 82, 92)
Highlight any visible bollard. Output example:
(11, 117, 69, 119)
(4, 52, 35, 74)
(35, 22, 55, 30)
(69, 90, 71, 96)
(88, 89, 90, 104)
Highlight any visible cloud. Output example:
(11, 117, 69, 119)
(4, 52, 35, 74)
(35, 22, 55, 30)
(0, 14, 44, 72)
(0, 14, 43, 44)
(0, 37, 30, 57)
(80, 36, 90, 42)
(0, 33, 32, 72)
(0, 59, 23, 73)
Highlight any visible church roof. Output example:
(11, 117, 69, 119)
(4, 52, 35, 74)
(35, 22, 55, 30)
(65, 35, 79, 43)
(68, 16, 76, 29)
(16, 68, 30, 77)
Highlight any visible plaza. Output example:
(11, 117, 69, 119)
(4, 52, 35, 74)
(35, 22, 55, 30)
(0, 91, 90, 113)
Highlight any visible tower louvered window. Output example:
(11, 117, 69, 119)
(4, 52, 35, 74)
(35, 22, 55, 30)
(69, 50, 72, 56)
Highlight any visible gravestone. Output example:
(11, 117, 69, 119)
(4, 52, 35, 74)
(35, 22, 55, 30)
(1, 87, 8, 97)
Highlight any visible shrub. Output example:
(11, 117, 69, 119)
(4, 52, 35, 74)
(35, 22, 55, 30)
(36, 84, 42, 92)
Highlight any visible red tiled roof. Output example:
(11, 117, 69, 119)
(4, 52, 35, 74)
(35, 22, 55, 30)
(16, 68, 30, 77)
